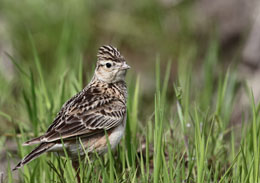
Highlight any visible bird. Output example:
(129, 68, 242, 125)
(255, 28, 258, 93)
(13, 45, 130, 173)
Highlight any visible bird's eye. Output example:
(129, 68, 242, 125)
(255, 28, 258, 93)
(106, 63, 112, 68)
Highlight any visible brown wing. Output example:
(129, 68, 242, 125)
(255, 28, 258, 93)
(40, 89, 126, 143)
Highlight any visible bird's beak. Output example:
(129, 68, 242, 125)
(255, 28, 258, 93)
(121, 62, 131, 70)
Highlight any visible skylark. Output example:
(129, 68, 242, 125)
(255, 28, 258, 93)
(13, 45, 130, 171)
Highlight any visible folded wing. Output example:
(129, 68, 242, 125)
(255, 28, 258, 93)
(25, 89, 126, 144)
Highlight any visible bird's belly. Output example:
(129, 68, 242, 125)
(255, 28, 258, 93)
(108, 121, 125, 150)
(87, 121, 126, 155)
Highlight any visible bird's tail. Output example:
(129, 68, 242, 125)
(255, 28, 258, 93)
(23, 135, 43, 146)
(12, 142, 55, 171)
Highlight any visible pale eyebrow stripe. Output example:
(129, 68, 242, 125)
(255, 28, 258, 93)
(99, 60, 113, 65)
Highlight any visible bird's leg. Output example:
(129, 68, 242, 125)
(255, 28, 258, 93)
(72, 160, 80, 183)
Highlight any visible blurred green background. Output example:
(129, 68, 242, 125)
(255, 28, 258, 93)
(0, 0, 260, 181)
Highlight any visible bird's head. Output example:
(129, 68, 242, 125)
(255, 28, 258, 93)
(94, 45, 130, 83)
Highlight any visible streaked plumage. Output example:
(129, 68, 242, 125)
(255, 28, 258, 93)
(13, 45, 130, 171)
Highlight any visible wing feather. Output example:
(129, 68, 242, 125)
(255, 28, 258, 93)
(40, 87, 126, 143)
